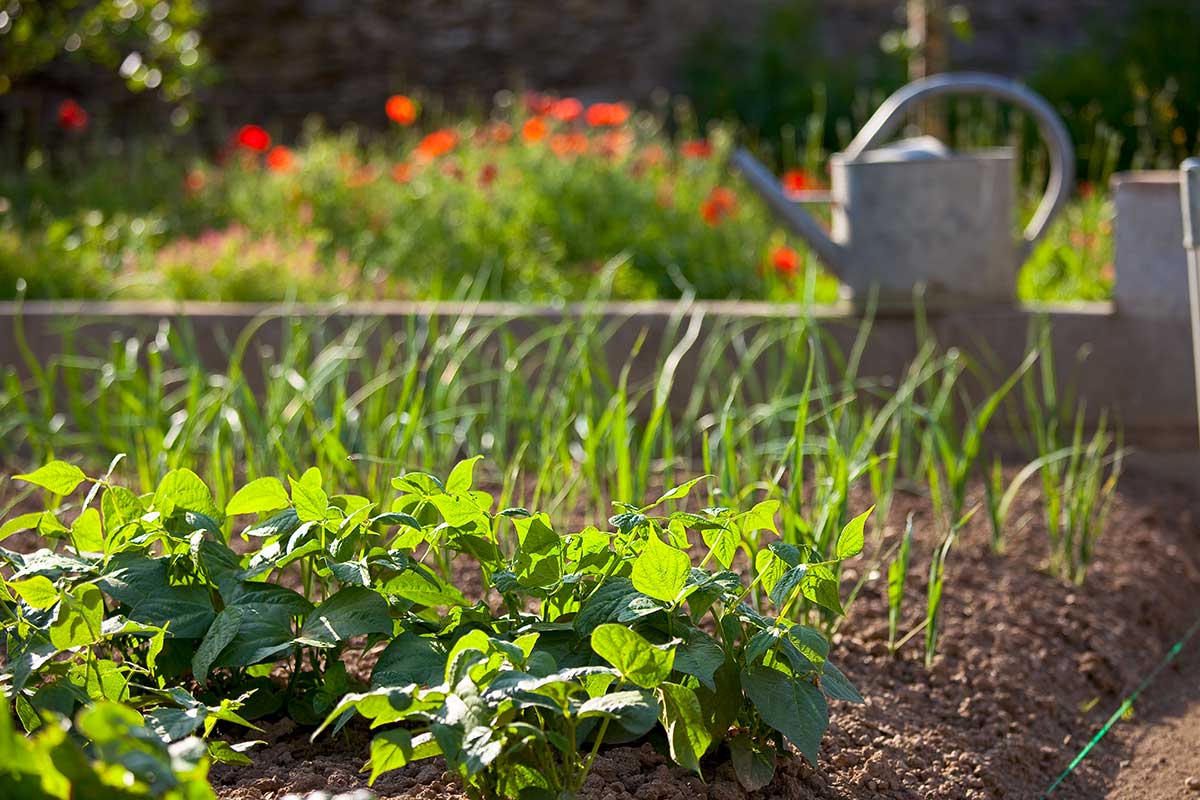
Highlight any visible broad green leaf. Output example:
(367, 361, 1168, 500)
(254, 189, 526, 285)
(656, 682, 711, 774)
(289, 468, 329, 523)
(146, 707, 206, 743)
(740, 500, 780, 535)
(835, 506, 874, 560)
(729, 732, 777, 791)
(226, 478, 291, 516)
(741, 665, 828, 765)
(13, 461, 87, 495)
(631, 534, 690, 604)
(70, 508, 104, 552)
(209, 605, 294, 671)
(445, 456, 483, 494)
(371, 632, 447, 688)
(821, 660, 864, 704)
(207, 740, 261, 766)
(578, 689, 658, 738)
(591, 624, 674, 689)
(0, 512, 45, 542)
(673, 630, 726, 690)
(574, 577, 639, 635)
(378, 570, 466, 608)
(768, 564, 808, 609)
(101, 486, 144, 533)
(648, 475, 710, 508)
(368, 728, 413, 785)
(50, 584, 104, 649)
(700, 522, 738, 569)
(193, 607, 245, 684)
(6, 575, 59, 609)
(154, 468, 221, 520)
(296, 587, 392, 647)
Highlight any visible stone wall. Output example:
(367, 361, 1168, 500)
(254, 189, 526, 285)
(2, 0, 1140, 135)
(195, 0, 1138, 126)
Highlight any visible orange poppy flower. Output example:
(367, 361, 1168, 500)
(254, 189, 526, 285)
(681, 140, 713, 159)
(551, 97, 583, 123)
(585, 102, 630, 127)
(701, 186, 737, 225)
(385, 95, 418, 126)
(550, 132, 589, 157)
(598, 130, 634, 160)
(522, 116, 549, 143)
(236, 124, 271, 152)
(266, 146, 295, 173)
(391, 162, 413, 184)
(771, 246, 799, 276)
(416, 129, 457, 160)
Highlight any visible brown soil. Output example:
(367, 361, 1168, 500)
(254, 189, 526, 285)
(5, 470, 1200, 799)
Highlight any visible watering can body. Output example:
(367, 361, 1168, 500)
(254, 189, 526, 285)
(734, 73, 1075, 307)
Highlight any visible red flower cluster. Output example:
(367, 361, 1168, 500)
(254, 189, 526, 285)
(701, 186, 737, 225)
(57, 99, 89, 131)
(585, 102, 630, 127)
(416, 129, 458, 160)
(236, 124, 271, 152)
(781, 169, 817, 198)
(522, 116, 549, 143)
(386, 95, 418, 126)
(680, 140, 713, 160)
(771, 246, 799, 276)
(266, 146, 295, 173)
(550, 97, 583, 123)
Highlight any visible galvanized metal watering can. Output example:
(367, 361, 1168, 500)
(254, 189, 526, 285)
(733, 73, 1075, 306)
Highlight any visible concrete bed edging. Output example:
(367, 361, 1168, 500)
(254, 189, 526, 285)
(1, 299, 1195, 486)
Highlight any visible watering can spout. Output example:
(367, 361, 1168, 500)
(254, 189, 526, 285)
(730, 148, 853, 280)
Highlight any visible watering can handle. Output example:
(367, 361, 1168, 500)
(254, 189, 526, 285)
(844, 72, 1075, 257)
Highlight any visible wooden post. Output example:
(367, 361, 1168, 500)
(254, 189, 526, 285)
(907, 0, 949, 140)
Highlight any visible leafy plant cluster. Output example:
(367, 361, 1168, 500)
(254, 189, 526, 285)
(3, 455, 872, 798)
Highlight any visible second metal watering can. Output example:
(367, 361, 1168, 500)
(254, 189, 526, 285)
(733, 73, 1075, 306)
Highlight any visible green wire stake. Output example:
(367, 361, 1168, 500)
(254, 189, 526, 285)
(1042, 614, 1200, 798)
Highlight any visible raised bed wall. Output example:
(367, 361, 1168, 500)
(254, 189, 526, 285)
(2, 300, 1194, 485)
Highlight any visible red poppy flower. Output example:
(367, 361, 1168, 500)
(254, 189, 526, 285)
(391, 162, 413, 184)
(551, 97, 583, 123)
(266, 146, 295, 173)
(598, 130, 634, 160)
(522, 116, 548, 143)
(771, 246, 799, 276)
(236, 124, 271, 152)
(524, 92, 556, 115)
(681, 139, 713, 159)
(415, 129, 457, 160)
(57, 99, 89, 131)
(701, 186, 737, 225)
(585, 102, 630, 127)
(479, 163, 499, 188)
(385, 95, 418, 126)
(781, 169, 816, 198)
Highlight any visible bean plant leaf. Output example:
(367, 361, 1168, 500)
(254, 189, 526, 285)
(578, 689, 658, 737)
(590, 624, 674, 689)
(154, 468, 221, 521)
(6, 575, 59, 609)
(821, 660, 864, 704)
(226, 478, 291, 516)
(647, 475, 710, 508)
(289, 468, 329, 523)
(193, 607, 246, 685)
(673, 630, 726, 690)
(574, 577, 639, 636)
(296, 587, 392, 647)
(741, 500, 780, 534)
(656, 682, 711, 774)
(729, 732, 777, 792)
(70, 508, 104, 552)
(372, 632, 447, 688)
(835, 507, 874, 560)
(631, 534, 690, 604)
(50, 584, 104, 650)
(0, 512, 45, 542)
(741, 665, 829, 765)
(13, 461, 87, 496)
(369, 728, 413, 785)
(446, 456, 483, 494)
